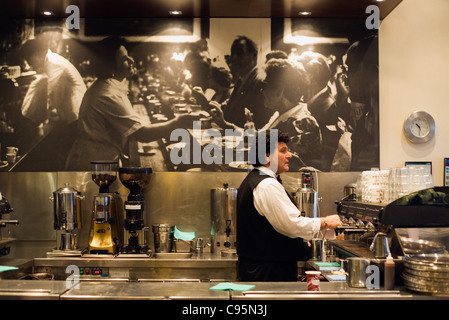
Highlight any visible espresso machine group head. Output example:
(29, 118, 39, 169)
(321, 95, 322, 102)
(88, 161, 121, 254)
(118, 167, 152, 255)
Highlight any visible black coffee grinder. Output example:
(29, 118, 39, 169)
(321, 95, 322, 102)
(118, 167, 152, 255)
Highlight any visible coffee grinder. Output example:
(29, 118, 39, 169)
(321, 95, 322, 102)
(88, 161, 121, 254)
(118, 167, 152, 255)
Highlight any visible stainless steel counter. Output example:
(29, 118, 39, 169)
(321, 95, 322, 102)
(0, 280, 67, 300)
(61, 281, 231, 300)
(0, 253, 238, 283)
(1, 277, 447, 300)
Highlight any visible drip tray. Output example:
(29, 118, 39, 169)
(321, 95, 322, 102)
(153, 252, 193, 259)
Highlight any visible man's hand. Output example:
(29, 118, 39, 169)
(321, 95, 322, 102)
(320, 215, 342, 229)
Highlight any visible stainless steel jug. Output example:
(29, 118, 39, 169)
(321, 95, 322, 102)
(152, 224, 174, 253)
(369, 232, 390, 258)
(347, 257, 371, 288)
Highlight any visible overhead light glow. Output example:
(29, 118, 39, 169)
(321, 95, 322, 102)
(299, 11, 312, 16)
(42, 11, 54, 16)
(169, 10, 183, 16)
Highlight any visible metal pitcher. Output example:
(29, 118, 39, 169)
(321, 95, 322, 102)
(369, 232, 390, 258)
(347, 257, 371, 288)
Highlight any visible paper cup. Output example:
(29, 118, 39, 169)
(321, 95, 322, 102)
(305, 270, 321, 291)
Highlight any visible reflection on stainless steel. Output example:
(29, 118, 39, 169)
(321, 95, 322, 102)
(153, 252, 193, 259)
(400, 238, 446, 255)
(0, 171, 359, 260)
(402, 254, 449, 295)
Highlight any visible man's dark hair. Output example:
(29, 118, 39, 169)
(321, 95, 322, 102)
(231, 35, 258, 59)
(92, 36, 125, 79)
(250, 130, 289, 167)
(265, 50, 288, 62)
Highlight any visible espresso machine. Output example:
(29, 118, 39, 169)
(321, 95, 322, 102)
(88, 161, 121, 254)
(118, 167, 152, 255)
(210, 184, 237, 257)
(0, 192, 19, 257)
(49, 183, 83, 257)
(333, 186, 449, 293)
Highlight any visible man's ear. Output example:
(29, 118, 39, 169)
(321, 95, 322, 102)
(274, 87, 284, 99)
(261, 153, 270, 166)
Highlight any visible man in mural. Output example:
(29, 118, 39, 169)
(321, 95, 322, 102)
(237, 129, 341, 281)
(20, 29, 86, 135)
(65, 36, 200, 170)
(221, 35, 273, 129)
(259, 58, 323, 171)
(295, 51, 350, 171)
(341, 35, 379, 171)
(17, 29, 87, 170)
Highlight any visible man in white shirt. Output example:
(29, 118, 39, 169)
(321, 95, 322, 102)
(236, 130, 341, 281)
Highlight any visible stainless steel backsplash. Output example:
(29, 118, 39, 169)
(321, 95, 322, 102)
(0, 171, 360, 259)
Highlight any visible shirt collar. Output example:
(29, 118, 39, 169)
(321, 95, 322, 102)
(256, 166, 277, 179)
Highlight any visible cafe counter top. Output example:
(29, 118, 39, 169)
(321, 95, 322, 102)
(0, 278, 447, 300)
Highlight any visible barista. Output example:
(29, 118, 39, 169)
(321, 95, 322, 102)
(237, 130, 341, 281)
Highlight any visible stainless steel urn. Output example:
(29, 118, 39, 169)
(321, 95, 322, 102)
(51, 183, 83, 250)
(210, 184, 237, 255)
(296, 184, 318, 218)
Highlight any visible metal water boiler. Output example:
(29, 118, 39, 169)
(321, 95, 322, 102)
(296, 170, 318, 218)
(210, 184, 237, 255)
(51, 183, 83, 251)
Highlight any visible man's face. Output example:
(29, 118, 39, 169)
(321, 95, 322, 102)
(230, 41, 256, 78)
(115, 45, 136, 79)
(268, 141, 292, 174)
(261, 80, 282, 111)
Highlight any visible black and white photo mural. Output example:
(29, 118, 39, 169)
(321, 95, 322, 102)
(0, 17, 378, 172)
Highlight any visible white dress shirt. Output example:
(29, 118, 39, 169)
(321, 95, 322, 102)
(253, 166, 321, 240)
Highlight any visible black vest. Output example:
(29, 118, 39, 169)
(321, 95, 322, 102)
(236, 169, 311, 262)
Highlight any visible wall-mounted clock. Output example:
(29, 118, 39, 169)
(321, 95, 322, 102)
(403, 110, 436, 143)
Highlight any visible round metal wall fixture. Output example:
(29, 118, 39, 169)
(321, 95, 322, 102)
(403, 110, 436, 144)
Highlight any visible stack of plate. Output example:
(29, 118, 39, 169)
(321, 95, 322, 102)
(402, 254, 449, 295)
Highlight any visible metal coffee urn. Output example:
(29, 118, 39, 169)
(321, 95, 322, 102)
(295, 170, 318, 218)
(211, 184, 237, 257)
(50, 183, 84, 256)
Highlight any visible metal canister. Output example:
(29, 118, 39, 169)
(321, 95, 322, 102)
(347, 257, 371, 288)
(152, 224, 174, 253)
(52, 183, 83, 231)
(296, 184, 318, 218)
(210, 184, 237, 254)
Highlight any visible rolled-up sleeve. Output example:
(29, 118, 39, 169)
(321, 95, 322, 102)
(253, 178, 321, 240)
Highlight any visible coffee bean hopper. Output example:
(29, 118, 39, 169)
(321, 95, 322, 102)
(118, 167, 152, 256)
(88, 161, 121, 254)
